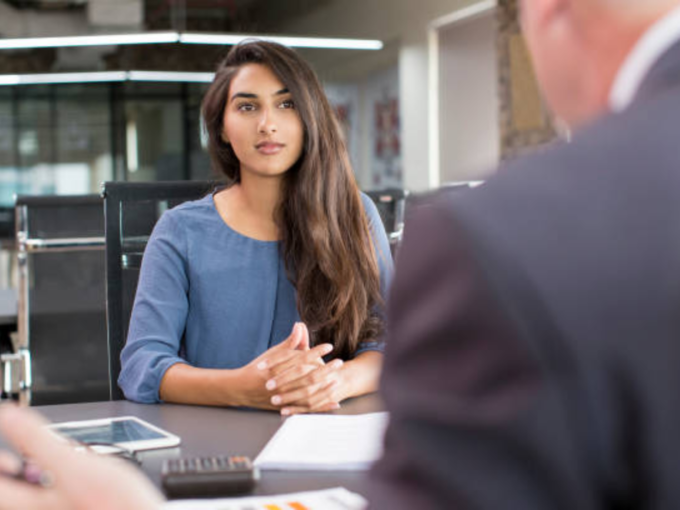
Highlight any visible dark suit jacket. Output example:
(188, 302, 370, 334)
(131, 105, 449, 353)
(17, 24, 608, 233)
(369, 40, 680, 510)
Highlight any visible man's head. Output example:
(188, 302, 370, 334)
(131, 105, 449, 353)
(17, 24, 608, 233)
(519, 0, 680, 128)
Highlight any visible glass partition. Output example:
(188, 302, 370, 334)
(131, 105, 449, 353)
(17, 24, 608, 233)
(0, 82, 213, 238)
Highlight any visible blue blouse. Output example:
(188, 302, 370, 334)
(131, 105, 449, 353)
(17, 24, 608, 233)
(118, 192, 394, 403)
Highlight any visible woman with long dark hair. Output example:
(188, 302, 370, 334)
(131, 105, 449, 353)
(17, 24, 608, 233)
(119, 40, 393, 415)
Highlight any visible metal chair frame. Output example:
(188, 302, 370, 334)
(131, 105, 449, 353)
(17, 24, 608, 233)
(3, 195, 105, 405)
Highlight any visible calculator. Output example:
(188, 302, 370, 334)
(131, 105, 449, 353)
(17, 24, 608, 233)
(161, 455, 259, 499)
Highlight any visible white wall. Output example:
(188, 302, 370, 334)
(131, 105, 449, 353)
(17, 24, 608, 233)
(438, 11, 499, 183)
(323, 82, 362, 178)
(363, 66, 402, 189)
(278, 0, 484, 191)
(325, 66, 401, 190)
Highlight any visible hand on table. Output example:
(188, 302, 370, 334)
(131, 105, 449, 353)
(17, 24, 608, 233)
(235, 322, 332, 410)
(0, 405, 163, 510)
(262, 323, 349, 416)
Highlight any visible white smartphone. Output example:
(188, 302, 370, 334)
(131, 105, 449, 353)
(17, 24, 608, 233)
(49, 416, 181, 453)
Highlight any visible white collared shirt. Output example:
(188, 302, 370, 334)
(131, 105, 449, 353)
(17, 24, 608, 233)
(609, 4, 680, 112)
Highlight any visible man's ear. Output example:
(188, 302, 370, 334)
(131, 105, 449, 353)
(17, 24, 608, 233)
(531, 0, 571, 27)
(528, 0, 578, 46)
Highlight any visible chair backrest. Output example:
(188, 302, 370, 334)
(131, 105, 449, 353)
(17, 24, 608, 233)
(102, 181, 217, 400)
(10, 195, 107, 405)
(364, 188, 409, 255)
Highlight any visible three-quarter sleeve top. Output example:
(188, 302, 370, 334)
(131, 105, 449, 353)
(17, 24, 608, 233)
(118, 191, 394, 403)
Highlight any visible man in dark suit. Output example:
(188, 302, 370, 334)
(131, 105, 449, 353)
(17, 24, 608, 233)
(369, 0, 680, 508)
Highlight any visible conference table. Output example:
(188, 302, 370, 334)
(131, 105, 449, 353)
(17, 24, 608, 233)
(33, 393, 384, 498)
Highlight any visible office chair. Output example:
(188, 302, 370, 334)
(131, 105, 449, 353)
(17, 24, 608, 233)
(6, 195, 108, 405)
(364, 188, 409, 256)
(102, 181, 218, 400)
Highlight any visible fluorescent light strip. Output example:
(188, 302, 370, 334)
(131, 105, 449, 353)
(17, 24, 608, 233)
(0, 33, 179, 49)
(0, 75, 20, 85)
(10, 71, 127, 85)
(0, 32, 383, 51)
(128, 70, 214, 83)
(179, 33, 384, 50)
(0, 70, 214, 86)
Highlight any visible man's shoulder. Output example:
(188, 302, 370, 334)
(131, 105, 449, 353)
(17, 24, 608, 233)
(466, 94, 680, 211)
(414, 99, 680, 259)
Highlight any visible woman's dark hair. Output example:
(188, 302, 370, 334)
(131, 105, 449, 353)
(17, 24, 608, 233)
(201, 40, 384, 359)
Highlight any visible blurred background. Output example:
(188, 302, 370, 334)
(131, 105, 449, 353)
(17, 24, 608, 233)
(0, 0, 562, 404)
(0, 0, 558, 250)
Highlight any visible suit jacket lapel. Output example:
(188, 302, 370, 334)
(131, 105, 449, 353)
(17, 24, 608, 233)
(632, 38, 680, 105)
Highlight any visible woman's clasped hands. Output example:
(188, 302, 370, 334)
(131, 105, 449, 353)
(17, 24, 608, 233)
(241, 322, 347, 415)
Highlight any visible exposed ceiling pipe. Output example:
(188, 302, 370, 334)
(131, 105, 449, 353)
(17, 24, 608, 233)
(169, 0, 186, 33)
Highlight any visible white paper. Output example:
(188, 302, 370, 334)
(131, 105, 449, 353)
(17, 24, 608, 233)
(253, 412, 389, 471)
(161, 487, 367, 510)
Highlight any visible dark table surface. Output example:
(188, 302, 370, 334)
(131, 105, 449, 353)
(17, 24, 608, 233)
(19, 394, 384, 498)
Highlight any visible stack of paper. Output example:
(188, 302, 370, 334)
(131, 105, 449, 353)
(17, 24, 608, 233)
(162, 487, 367, 510)
(253, 412, 389, 471)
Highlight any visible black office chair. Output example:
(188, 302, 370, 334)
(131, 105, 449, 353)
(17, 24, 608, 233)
(8, 195, 108, 405)
(364, 188, 409, 256)
(102, 181, 218, 400)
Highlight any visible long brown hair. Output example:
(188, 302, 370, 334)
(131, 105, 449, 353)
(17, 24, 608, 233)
(201, 40, 384, 359)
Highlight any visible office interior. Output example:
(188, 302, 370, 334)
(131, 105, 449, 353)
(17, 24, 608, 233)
(0, 0, 558, 400)
(0, 0, 556, 403)
(0, 0, 555, 420)
(0, 0, 570, 502)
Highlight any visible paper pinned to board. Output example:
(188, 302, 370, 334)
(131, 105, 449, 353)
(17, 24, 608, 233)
(161, 487, 367, 510)
(253, 412, 389, 471)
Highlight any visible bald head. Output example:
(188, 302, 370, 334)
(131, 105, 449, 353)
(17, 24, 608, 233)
(521, 0, 680, 127)
(585, 0, 679, 23)
(594, 0, 678, 10)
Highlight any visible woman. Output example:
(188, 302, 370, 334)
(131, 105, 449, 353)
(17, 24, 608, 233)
(119, 40, 393, 415)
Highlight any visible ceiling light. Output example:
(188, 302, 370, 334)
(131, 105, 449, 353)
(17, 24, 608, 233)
(0, 32, 383, 51)
(0, 75, 20, 85)
(7, 71, 127, 85)
(0, 70, 213, 86)
(127, 71, 214, 83)
(179, 33, 384, 50)
(0, 33, 179, 50)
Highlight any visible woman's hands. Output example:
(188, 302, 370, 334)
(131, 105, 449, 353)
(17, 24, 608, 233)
(267, 356, 348, 415)
(258, 323, 352, 416)
(233, 322, 335, 410)
(221, 322, 379, 415)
